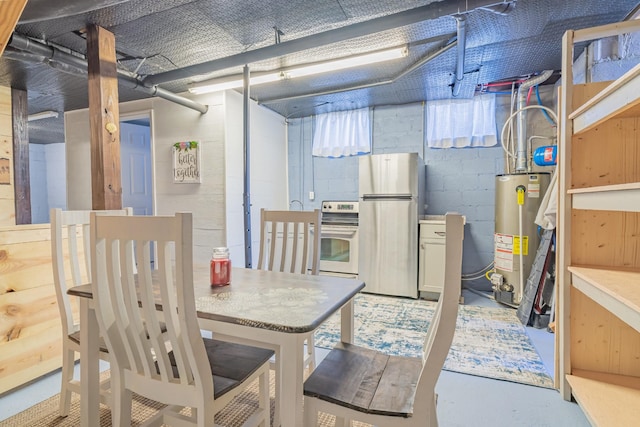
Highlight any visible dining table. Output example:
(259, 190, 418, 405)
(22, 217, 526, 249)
(69, 265, 365, 427)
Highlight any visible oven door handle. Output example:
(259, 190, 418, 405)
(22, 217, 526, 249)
(313, 229, 357, 238)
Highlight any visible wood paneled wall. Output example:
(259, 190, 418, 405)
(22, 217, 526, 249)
(0, 86, 15, 226)
(0, 224, 65, 394)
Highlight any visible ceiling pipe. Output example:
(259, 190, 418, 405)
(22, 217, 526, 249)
(515, 70, 553, 172)
(8, 33, 208, 114)
(479, 2, 516, 15)
(452, 15, 467, 97)
(142, 0, 516, 87)
(259, 39, 457, 105)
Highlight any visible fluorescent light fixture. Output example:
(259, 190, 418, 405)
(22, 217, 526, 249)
(190, 72, 284, 94)
(27, 110, 59, 122)
(189, 46, 408, 95)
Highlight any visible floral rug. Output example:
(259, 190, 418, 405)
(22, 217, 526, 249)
(314, 293, 554, 389)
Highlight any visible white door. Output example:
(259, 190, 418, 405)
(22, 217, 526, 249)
(120, 120, 154, 267)
(120, 121, 152, 216)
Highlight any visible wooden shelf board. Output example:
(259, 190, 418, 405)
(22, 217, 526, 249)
(569, 266, 640, 333)
(572, 19, 640, 44)
(567, 370, 640, 427)
(570, 61, 640, 134)
(569, 183, 640, 212)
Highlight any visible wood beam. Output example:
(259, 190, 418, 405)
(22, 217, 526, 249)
(11, 88, 30, 224)
(86, 24, 122, 210)
(0, 0, 28, 56)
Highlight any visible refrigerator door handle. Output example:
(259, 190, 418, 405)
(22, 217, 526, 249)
(361, 194, 413, 200)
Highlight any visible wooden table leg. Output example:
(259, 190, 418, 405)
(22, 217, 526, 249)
(278, 333, 304, 427)
(340, 299, 354, 344)
(79, 298, 100, 427)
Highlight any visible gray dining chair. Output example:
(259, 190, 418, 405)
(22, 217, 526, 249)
(211, 208, 321, 427)
(257, 208, 322, 370)
(50, 207, 132, 417)
(89, 211, 273, 426)
(303, 213, 465, 427)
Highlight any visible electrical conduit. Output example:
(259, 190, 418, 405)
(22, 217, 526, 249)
(516, 185, 526, 304)
(452, 15, 466, 97)
(515, 70, 553, 172)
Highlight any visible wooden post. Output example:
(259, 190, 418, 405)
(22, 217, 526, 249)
(11, 88, 30, 224)
(86, 24, 122, 210)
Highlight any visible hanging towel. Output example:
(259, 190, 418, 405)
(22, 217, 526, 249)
(535, 168, 558, 230)
(312, 108, 371, 158)
(426, 94, 497, 148)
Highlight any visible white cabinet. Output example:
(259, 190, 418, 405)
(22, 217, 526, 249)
(419, 216, 464, 299)
(419, 221, 446, 295)
(558, 20, 640, 426)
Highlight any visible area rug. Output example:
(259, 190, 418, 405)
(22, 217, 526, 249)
(0, 370, 364, 427)
(0, 370, 272, 427)
(314, 293, 554, 389)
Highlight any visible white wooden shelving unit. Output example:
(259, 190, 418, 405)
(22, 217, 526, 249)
(558, 19, 640, 426)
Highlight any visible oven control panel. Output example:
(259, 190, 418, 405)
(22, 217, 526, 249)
(322, 201, 359, 213)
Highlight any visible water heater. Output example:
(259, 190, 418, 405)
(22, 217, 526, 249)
(493, 173, 551, 306)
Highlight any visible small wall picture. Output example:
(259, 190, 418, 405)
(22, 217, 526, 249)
(173, 141, 201, 184)
(0, 158, 10, 185)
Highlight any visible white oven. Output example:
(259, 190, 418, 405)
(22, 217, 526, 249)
(317, 201, 359, 278)
(319, 225, 358, 276)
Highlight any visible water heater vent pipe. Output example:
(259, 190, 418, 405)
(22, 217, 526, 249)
(515, 70, 553, 172)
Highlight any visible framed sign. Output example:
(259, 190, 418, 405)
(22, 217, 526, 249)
(173, 141, 201, 184)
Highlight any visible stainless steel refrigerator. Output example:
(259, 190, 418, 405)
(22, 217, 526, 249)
(358, 152, 425, 298)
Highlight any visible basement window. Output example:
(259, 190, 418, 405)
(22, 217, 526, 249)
(312, 108, 371, 158)
(426, 93, 497, 148)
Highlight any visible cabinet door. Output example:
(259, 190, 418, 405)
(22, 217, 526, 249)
(419, 238, 446, 293)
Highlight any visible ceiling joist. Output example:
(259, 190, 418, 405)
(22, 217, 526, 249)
(0, 0, 28, 56)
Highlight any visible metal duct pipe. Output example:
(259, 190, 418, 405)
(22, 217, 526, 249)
(10, 33, 89, 70)
(2, 46, 47, 63)
(143, 0, 516, 87)
(8, 33, 208, 114)
(515, 70, 553, 172)
(452, 15, 467, 97)
(116, 73, 209, 113)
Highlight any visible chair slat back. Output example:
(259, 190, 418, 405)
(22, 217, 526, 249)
(50, 208, 132, 337)
(257, 209, 322, 275)
(90, 212, 212, 399)
(417, 213, 464, 395)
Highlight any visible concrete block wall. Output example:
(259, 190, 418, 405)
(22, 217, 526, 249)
(288, 88, 558, 291)
(574, 32, 640, 84)
(287, 118, 359, 210)
(425, 145, 504, 289)
(287, 104, 424, 210)
(371, 104, 424, 154)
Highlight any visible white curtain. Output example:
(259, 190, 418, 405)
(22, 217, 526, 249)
(312, 108, 371, 158)
(426, 93, 497, 148)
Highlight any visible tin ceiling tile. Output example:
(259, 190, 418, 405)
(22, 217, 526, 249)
(3, 0, 640, 143)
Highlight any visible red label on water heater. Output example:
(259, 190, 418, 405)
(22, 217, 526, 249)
(544, 147, 554, 162)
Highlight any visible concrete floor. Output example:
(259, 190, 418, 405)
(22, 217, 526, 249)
(0, 289, 588, 426)
(433, 289, 588, 427)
